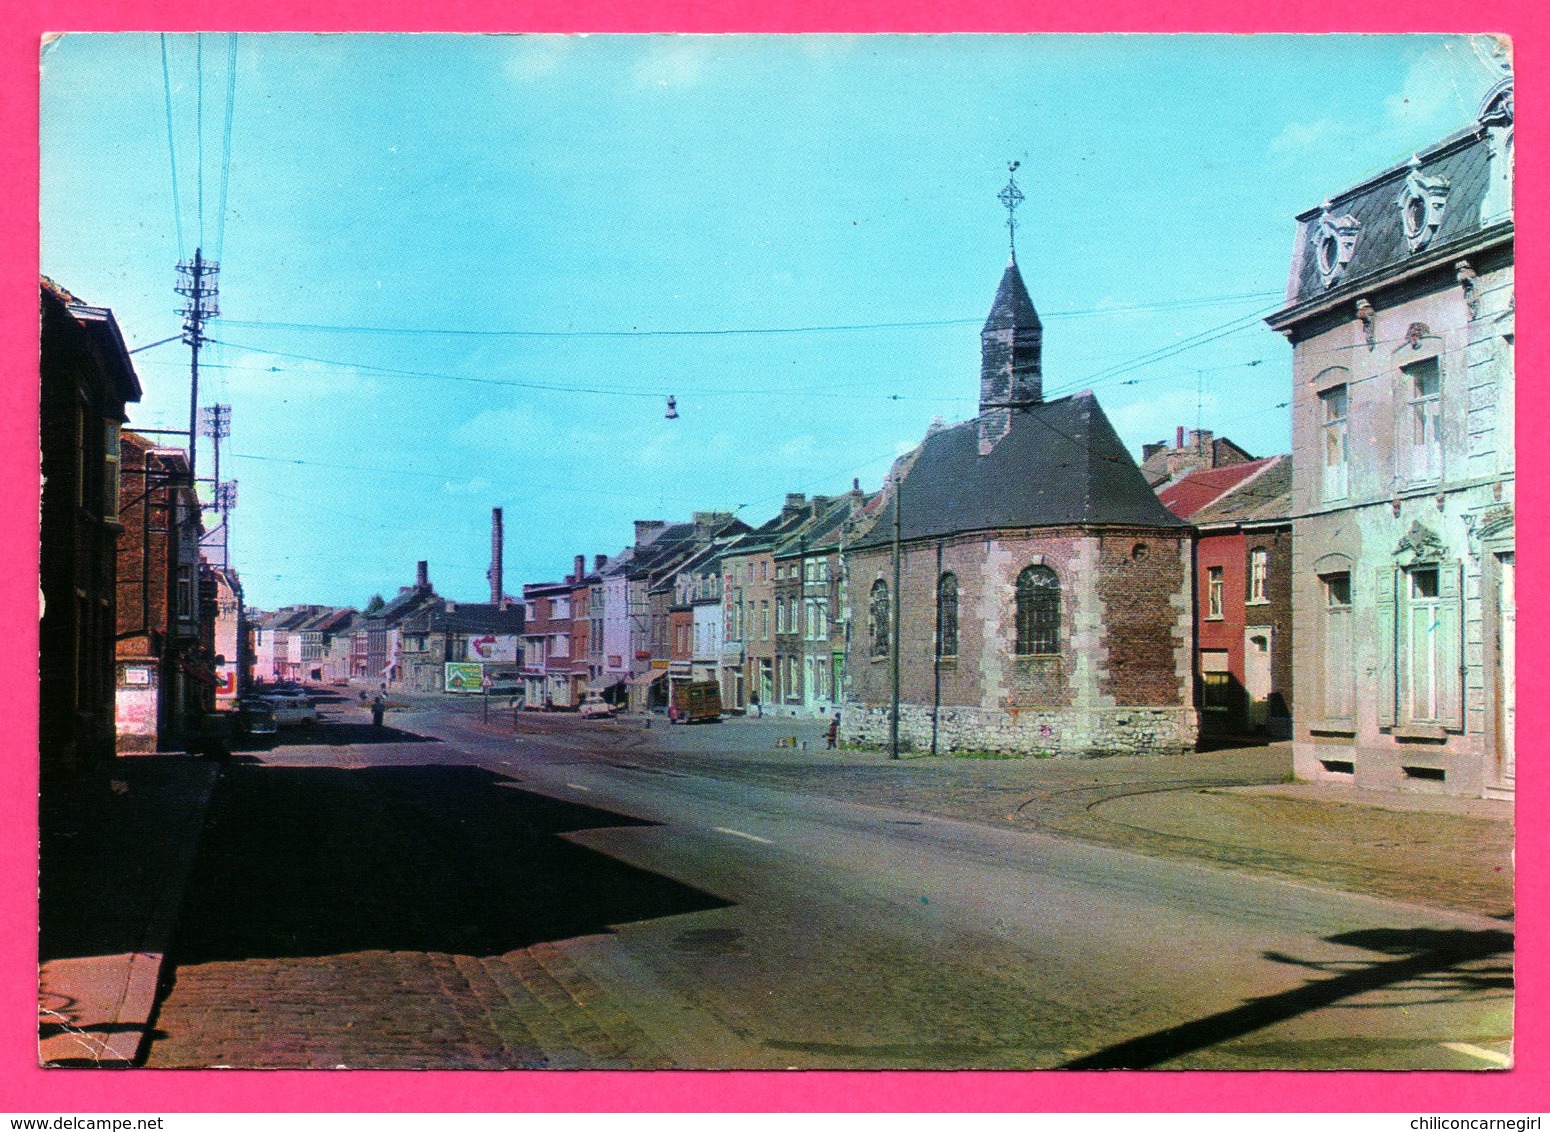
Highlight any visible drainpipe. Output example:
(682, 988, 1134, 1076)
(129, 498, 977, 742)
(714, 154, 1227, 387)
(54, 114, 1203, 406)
(932, 540, 942, 756)
(889, 476, 902, 760)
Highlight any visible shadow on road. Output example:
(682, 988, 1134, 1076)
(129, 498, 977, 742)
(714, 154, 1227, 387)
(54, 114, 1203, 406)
(266, 719, 442, 747)
(169, 762, 731, 962)
(1061, 926, 1513, 1069)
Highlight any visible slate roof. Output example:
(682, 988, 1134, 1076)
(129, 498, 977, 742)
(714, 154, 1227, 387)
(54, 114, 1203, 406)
(369, 585, 440, 626)
(852, 392, 1188, 549)
(983, 259, 1042, 332)
(402, 602, 525, 635)
(1190, 455, 1292, 527)
(1285, 124, 1504, 306)
(773, 494, 865, 557)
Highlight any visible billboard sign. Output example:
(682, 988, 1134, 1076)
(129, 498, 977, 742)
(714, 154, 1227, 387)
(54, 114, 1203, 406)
(444, 662, 485, 693)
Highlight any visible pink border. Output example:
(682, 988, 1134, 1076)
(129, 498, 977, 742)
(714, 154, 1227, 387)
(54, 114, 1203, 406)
(6, 0, 1542, 1113)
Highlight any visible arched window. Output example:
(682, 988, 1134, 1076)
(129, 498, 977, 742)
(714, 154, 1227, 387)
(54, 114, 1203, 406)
(1015, 565, 1060, 655)
(937, 573, 958, 658)
(869, 579, 891, 658)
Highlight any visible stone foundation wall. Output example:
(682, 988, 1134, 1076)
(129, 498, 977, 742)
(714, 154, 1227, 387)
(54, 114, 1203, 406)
(839, 700, 1196, 757)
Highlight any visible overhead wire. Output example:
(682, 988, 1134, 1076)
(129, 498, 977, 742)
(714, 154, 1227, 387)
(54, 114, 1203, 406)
(213, 290, 1282, 341)
(196, 32, 204, 249)
(215, 33, 237, 266)
(158, 34, 185, 262)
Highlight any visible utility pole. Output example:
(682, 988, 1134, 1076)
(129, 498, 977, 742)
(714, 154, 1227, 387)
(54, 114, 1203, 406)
(201, 403, 234, 565)
(175, 248, 219, 493)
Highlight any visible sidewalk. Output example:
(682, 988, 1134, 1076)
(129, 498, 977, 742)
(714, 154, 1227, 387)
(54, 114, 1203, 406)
(591, 713, 1514, 920)
(38, 755, 221, 1067)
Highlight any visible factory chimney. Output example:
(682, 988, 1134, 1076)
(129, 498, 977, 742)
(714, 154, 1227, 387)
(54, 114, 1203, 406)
(489, 507, 504, 605)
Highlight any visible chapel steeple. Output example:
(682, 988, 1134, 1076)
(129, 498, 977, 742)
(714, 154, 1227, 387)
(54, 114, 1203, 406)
(979, 163, 1043, 454)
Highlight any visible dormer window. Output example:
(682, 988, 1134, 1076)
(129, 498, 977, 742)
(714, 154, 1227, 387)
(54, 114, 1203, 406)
(1315, 205, 1360, 289)
(1398, 157, 1450, 253)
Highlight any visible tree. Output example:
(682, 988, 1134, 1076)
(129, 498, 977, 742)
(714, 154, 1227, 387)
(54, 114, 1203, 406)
(363, 593, 385, 615)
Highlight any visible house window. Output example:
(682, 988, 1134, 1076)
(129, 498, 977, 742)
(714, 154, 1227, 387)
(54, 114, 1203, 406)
(1404, 566, 1444, 723)
(176, 567, 194, 619)
(104, 419, 121, 521)
(1015, 565, 1060, 656)
(937, 573, 958, 658)
(1320, 384, 1349, 500)
(761, 601, 769, 639)
(1249, 549, 1269, 604)
(869, 579, 890, 658)
(1201, 650, 1231, 712)
(1322, 572, 1353, 720)
(1406, 357, 1442, 482)
(1207, 566, 1225, 619)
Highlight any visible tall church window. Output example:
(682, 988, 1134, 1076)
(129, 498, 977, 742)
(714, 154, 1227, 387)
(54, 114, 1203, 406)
(936, 573, 959, 659)
(1015, 566, 1060, 655)
(869, 579, 890, 658)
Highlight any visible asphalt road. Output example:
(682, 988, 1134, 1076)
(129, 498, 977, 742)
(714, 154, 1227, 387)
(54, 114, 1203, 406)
(145, 696, 1512, 1070)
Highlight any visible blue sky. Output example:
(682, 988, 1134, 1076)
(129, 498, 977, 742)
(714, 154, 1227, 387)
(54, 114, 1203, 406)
(40, 34, 1506, 609)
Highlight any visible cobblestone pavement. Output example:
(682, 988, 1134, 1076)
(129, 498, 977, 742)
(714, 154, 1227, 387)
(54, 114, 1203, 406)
(473, 710, 1512, 920)
(145, 733, 681, 1068)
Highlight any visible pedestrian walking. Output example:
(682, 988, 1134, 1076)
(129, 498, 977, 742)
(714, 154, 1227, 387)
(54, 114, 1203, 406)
(371, 694, 386, 728)
(826, 714, 840, 749)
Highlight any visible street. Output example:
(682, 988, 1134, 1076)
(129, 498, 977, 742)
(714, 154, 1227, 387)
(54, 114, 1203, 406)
(144, 695, 1512, 1070)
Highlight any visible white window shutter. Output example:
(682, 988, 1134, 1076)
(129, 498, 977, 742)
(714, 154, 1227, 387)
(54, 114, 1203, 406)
(1437, 560, 1465, 730)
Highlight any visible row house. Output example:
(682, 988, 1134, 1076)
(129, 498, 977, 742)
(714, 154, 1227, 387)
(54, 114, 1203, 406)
(600, 522, 670, 710)
(40, 279, 141, 776)
(252, 604, 327, 683)
(718, 498, 817, 712)
(207, 565, 248, 704)
(397, 598, 524, 692)
(1158, 454, 1294, 739)
(522, 573, 578, 708)
(364, 561, 442, 688)
(1266, 75, 1514, 798)
(114, 434, 214, 752)
(644, 513, 750, 709)
(771, 490, 869, 717)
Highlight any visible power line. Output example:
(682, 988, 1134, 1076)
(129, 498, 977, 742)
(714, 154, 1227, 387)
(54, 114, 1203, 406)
(215, 33, 238, 266)
(158, 34, 184, 261)
(196, 32, 204, 248)
(201, 338, 973, 403)
(1045, 303, 1283, 399)
(212, 291, 1281, 341)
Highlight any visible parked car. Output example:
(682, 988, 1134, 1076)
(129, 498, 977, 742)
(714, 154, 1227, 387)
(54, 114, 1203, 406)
(262, 689, 318, 727)
(578, 694, 617, 719)
(236, 697, 279, 736)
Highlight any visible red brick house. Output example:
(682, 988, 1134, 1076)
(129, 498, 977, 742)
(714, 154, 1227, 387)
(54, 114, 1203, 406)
(1159, 456, 1294, 739)
(114, 433, 212, 752)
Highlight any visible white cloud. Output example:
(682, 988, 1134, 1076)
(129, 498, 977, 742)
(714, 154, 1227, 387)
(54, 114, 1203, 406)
(1269, 118, 1341, 155)
(632, 37, 717, 90)
(442, 476, 492, 496)
(500, 35, 580, 83)
(454, 405, 558, 451)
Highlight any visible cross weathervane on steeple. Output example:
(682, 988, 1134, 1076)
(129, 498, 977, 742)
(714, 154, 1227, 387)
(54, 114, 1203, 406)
(998, 161, 1025, 262)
